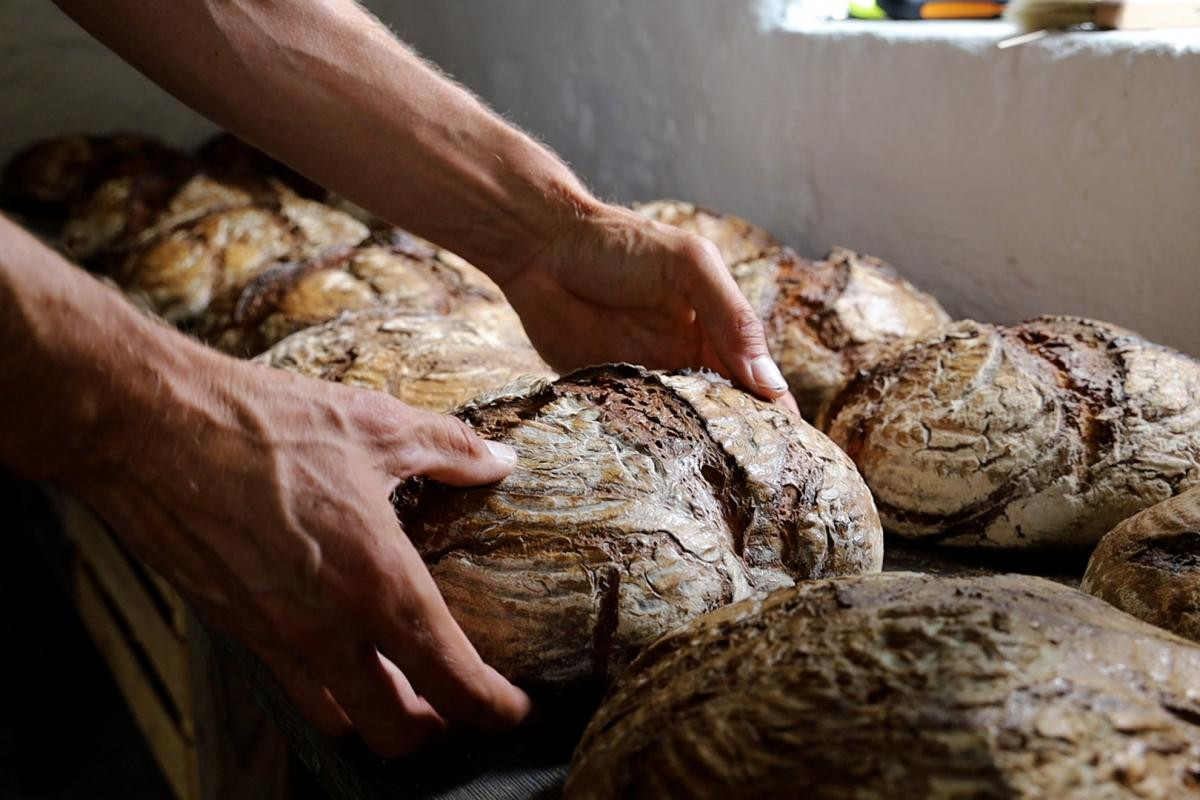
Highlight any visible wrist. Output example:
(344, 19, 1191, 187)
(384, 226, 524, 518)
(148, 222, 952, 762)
(41, 305, 233, 492)
(461, 130, 605, 285)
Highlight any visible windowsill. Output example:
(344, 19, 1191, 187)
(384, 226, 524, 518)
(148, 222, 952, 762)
(770, 17, 1200, 54)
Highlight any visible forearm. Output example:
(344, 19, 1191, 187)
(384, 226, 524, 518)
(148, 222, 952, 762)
(0, 215, 225, 485)
(53, 0, 597, 282)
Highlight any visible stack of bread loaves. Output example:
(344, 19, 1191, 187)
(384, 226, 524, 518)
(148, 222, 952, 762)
(3, 133, 533, 362)
(7, 134, 1200, 797)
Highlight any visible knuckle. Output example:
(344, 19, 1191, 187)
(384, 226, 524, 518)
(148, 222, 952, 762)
(432, 416, 483, 458)
(450, 683, 494, 724)
(351, 389, 409, 433)
(677, 233, 723, 270)
(729, 305, 766, 344)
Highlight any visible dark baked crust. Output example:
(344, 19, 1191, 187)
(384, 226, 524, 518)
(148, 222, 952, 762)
(1083, 487, 1200, 642)
(820, 316, 1200, 548)
(77, 176, 369, 323)
(1, 133, 191, 217)
(566, 572, 1200, 800)
(735, 246, 949, 416)
(196, 229, 505, 355)
(392, 365, 883, 690)
(632, 200, 948, 417)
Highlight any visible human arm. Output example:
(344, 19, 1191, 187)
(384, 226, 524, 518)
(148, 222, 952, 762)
(0, 215, 530, 754)
(51, 0, 791, 400)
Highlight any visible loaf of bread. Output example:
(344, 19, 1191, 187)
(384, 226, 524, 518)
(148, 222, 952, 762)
(633, 199, 779, 266)
(735, 245, 949, 417)
(1082, 487, 1200, 643)
(634, 201, 950, 417)
(1, 132, 190, 216)
(392, 365, 882, 690)
(566, 572, 1200, 799)
(820, 316, 1200, 549)
(256, 307, 551, 412)
(196, 229, 507, 356)
(83, 176, 368, 323)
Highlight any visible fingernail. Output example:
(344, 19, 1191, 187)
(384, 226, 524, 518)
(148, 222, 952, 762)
(750, 355, 788, 393)
(485, 440, 518, 466)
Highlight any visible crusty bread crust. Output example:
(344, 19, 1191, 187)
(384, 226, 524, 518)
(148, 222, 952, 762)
(1083, 486, 1200, 643)
(737, 245, 949, 416)
(197, 228, 506, 356)
(821, 316, 1200, 549)
(634, 200, 949, 418)
(567, 572, 1200, 799)
(392, 364, 883, 690)
(255, 306, 552, 412)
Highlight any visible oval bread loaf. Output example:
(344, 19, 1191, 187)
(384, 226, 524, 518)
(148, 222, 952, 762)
(1, 132, 190, 216)
(566, 572, 1200, 800)
(255, 307, 552, 413)
(634, 201, 949, 417)
(99, 177, 368, 323)
(197, 229, 507, 356)
(1082, 486, 1200, 642)
(820, 316, 1200, 548)
(392, 364, 883, 690)
(735, 245, 949, 416)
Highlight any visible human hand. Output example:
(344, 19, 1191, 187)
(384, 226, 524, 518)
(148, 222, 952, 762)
(498, 202, 798, 413)
(74, 355, 531, 756)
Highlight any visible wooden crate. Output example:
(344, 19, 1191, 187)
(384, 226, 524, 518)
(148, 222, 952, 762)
(54, 493, 292, 800)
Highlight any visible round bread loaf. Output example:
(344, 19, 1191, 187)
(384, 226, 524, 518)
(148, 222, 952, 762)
(256, 307, 551, 412)
(1082, 486, 1200, 642)
(1, 132, 189, 216)
(735, 246, 950, 417)
(632, 201, 949, 416)
(820, 316, 1200, 549)
(392, 364, 883, 690)
(94, 176, 368, 323)
(632, 199, 779, 266)
(566, 572, 1200, 800)
(62, 171, 263, 265)
(57, 133, 328, 263)
(196, 229, 507, 355)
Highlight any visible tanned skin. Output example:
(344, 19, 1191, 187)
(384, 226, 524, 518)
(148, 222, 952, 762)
(0, 0, 792, 755)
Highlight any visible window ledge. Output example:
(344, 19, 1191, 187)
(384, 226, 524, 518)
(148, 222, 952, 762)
(771, 17, 1200, 56)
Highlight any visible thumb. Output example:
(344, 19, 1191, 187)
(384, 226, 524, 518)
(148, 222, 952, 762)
(679, 236, 789, 400)
(405, 410, 518, 486)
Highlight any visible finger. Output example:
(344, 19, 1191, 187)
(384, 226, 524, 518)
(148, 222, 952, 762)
(258, 650, 353, 738)
(675, 236, 789, 400)
(369, 535, 532, 731)
(396, 409, 517, 486)
(322, 640, 447, 757)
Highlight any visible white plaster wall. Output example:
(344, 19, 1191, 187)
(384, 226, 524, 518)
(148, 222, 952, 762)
(3, 1, 1198, 352)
